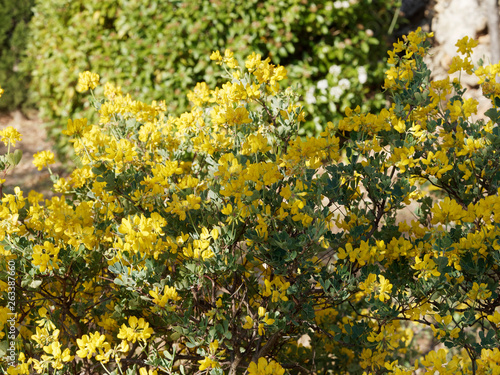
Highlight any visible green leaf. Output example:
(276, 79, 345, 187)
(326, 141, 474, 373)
(485, 108, 499, 123)
(0, 340, 8, 357)
(92, 162, 108, 175)
(494, 96, 500, 107)
(6, 149, 22, 166)
(170, 332, 182, 341)
(29, 279, 42, 289)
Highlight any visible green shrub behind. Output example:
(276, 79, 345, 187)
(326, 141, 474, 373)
(23, 0, 400, 157)
(0, 0, 34, 112)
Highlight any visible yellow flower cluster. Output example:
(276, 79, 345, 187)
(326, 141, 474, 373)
(242, 306, 275, 336)
(198, 340, 223, 371)
(32, 150, 55, 171)
(448, 36, 478, 75)
(117, 316, 154, 344)
(63, 118, 90, 137)
(149, 285, 181, 308)
(210, 49, 239, 69)
(358, 273, 393, 302)
(0, 126, 22, 147)
(247, 357, 285, 375)
(27, 327, 73, 373)
(76, 71, 100, 92)
(262, 276, 290, 302)
(76, 331, 110, 360)
(384, 28, 434, 90)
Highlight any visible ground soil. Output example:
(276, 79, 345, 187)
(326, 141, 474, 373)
(0, 110, 65, 198)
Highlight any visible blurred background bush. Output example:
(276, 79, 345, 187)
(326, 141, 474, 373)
(0, 0, 34, 112)
(2, 0, 404, 158)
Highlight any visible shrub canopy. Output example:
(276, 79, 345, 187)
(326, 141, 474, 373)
(23, 0, 399, 156)
(2, 29, 500, 375)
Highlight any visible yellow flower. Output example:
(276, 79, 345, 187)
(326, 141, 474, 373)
(32, 241, 60, 273)
(258, 322, 266, 336)
(455, 36, 479, 56)
(242, 316, 254, 329)
(224, 49, 239, 69)
(63, 118, 90, 137)
(33, 150, 55, 171)
(487, 311, 500, 327)
(258, 307, 266, 317)
(187, 82, 211, 107)
(247, 357, 285, 375)
(76, 331, 108, 359)
(0, 85, 4, 98)
(149, 285, 181, 308)
(103, 81, 122, 99)
(262, 276, 290, 302)
(31, 327, 60, 348)
(210, 50, 223, 63)
(209, 340, 219, 353)
(377, 275, 393, 302)
(448, 55, 474, 75)
(41, 341, 74, 370)
(199, 356, 220, 371)
(53, 177, 70, 193)
(139, 368, 158, 375)
(7, 352, 30, 374)
(262, 313, 275, 326)
(0, 126, 22, 146)
(241, 133, 271, 155)
(246, 52, 262, 72)
(77, 71, 100, 92)
(467, 282, 492, 301)
(430, 197, 466, 224)
(210, 49, 239, 68)
(393, 119, 406, 133)
(117, 316, 154, 343)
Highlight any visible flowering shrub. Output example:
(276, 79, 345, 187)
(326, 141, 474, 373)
(2, 29, 500, 374)
(23, 0, 400, 157)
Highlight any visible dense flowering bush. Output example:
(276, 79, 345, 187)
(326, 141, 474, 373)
(23, 0, 400, 157)
(2, 29, 500, 374)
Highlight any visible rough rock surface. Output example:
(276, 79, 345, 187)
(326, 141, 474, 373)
(413, 0, 496, 119)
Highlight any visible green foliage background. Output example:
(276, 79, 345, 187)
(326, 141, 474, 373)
(0, 0, 34, 112)
(21, 0, 401, 157)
